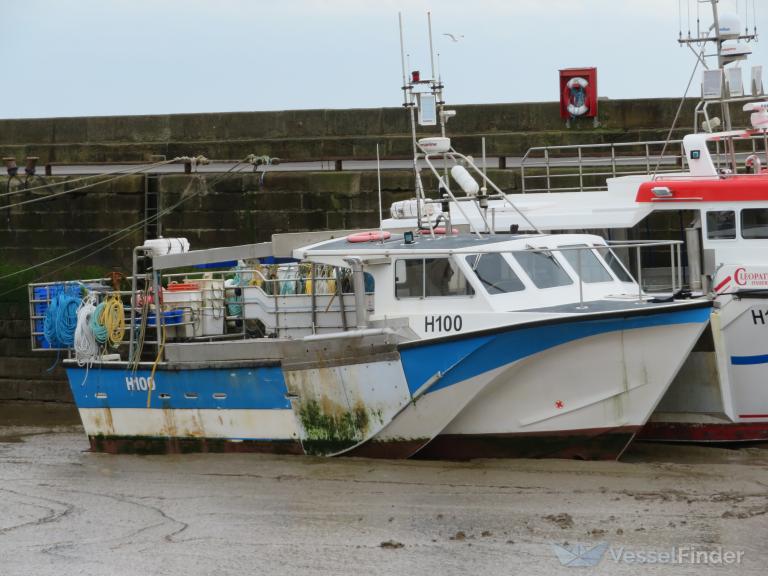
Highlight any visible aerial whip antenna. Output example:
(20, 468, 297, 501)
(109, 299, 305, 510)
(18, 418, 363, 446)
(377, 143, 384, 243)
(427, 11, 436, 81)
(398, 12, 407, 99)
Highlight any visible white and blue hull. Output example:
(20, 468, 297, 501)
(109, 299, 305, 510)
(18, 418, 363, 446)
(69, 365, 303, 454)
(65, 303, 711, 459)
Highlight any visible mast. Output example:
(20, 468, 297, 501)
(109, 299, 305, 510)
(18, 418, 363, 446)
(678, 0, 759, 169)
(398, 13, 425, 228)
(709, 0, 733, 131)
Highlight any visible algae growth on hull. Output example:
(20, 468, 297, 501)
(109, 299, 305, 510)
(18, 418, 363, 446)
(297, 399, 378, 455)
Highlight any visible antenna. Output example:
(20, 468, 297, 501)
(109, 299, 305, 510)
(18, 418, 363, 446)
(398, 12, 408, 104)
(745, 0, 749, 36)
(696, 0, 700, 38)
(398, 12, 425, 229)
(377, 143, 384, 243)
(752, 0, 757, 36)
(392, 11, 541, 238)
(427, 11, 436, 81)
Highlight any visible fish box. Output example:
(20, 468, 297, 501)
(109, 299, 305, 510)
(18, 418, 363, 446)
(162, 286, 202, 339)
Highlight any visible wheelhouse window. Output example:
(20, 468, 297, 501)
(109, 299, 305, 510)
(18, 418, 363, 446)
(465, 253, 525, 294)
(595, 247, 633, 282)
(395, 258, 474, 298)
(394, 259, 423, 298)
(706, 211, 736, 239)
(741, 208, 768, 239)
(560, 245, 613, 283)
(512, 250, 573, 289)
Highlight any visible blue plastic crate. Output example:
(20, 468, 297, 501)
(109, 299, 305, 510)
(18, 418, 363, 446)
(147, 309, 183, 326)
(34, 319, 47, 348)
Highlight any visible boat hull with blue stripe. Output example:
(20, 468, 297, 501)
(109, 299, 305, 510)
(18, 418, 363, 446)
(56, 228, 714, 460)
(353, 302, 712, 459)
(66, 362, 303, 454)
(640, 273, 768, 443)
(63, 300, 711, 459)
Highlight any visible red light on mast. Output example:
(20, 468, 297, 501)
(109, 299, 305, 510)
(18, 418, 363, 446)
(411, 70, 420, 83)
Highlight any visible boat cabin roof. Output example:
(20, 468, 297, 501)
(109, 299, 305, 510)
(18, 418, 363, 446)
(294, 232, 607, 261)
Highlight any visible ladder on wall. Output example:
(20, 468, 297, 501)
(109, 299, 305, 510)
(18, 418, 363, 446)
(144, 172, 162, 240)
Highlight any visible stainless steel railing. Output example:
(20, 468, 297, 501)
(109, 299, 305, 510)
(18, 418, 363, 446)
(520, 134, 768, 193)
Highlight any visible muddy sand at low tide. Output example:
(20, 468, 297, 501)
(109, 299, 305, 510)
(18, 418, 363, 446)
(0, 402, 766, 575)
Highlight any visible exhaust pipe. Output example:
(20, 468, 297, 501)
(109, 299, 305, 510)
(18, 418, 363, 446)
(685, 225, 703, 291)
(344, 257, 368, 329)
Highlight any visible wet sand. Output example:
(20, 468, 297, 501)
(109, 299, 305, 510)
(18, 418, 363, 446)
(0, 402, 766, 575)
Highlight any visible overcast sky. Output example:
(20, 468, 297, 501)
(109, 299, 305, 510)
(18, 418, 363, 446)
(1, 0, 765, 118)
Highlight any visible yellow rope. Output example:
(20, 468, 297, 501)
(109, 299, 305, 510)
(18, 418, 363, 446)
(146, 309, 166, 409)
(98, 293, 125, 349)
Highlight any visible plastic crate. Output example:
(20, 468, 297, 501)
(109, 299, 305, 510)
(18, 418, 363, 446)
(33, 284, 75, 349)
(147, 309, 184, 326)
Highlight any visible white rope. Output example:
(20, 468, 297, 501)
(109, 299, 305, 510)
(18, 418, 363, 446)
(75, 295, 99, 367)
(0, 157, 181, 198)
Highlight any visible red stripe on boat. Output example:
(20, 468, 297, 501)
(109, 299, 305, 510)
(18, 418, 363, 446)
(638, 421, 768, 442)
(714, 276, 732, 292)
(636, 176, 768, 203)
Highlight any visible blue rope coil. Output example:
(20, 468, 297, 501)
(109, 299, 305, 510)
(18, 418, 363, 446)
(43, 289, 81, 348)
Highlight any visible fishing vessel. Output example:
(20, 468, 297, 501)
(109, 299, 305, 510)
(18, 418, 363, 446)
(383, 1, 768, 443)
(31, 228, 710, 459)
(27, 15, 711, 460)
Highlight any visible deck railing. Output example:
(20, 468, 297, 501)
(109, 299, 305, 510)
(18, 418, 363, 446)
(520, 134, 768, 193)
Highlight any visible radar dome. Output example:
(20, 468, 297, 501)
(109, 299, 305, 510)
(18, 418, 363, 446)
(718, 12, 742, 39)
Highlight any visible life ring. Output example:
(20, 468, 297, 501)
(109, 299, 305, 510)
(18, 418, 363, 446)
(346, 230, 392, 243)
(565, 77, 589, 117)
(418, 227, 459, 235)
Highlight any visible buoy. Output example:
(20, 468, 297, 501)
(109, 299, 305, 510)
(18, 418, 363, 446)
(347, 231, 392, 243)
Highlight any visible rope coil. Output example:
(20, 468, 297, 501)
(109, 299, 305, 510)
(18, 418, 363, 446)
(90, 293, 125, 349)
(74, 296, 99, 366)
(43, 289, 81, 348)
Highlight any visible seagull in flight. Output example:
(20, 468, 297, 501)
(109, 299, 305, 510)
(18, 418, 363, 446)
(442, 33, 464, 42)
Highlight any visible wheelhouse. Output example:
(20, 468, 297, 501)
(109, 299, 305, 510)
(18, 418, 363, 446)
(296, 232, 648, 337)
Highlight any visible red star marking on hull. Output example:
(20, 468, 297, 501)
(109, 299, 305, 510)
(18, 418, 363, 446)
(555, 400, 564, 409)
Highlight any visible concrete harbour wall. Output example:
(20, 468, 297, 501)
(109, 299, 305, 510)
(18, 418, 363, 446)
(0, 98, 696, 164)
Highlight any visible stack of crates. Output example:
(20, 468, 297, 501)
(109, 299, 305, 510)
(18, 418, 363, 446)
(30, 284, 69, 349)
